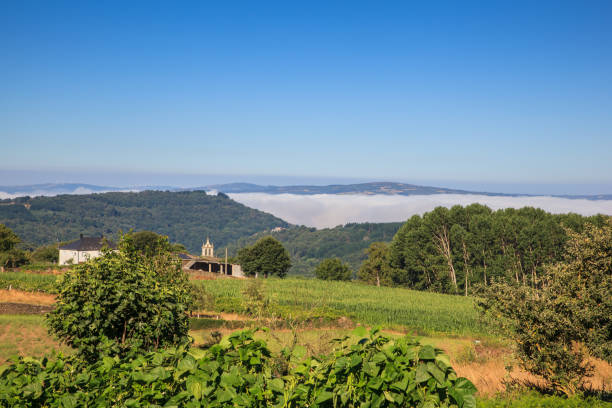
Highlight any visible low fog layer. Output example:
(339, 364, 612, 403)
(228, 193, 612, 228)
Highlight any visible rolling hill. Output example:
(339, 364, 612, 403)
(0, 190, 289, 253)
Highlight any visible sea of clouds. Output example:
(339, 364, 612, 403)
(228, 193, 612, 228)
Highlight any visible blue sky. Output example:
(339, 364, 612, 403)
(1, 1, 611, 193)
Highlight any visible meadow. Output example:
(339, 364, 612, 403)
(196, 277, 487, 336)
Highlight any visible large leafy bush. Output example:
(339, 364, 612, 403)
(46, 234, 193, 360)
(0, 328, 477, 407)
(479, 221, 612, 395)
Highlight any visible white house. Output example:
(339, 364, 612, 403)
(58, 235, 115, 265)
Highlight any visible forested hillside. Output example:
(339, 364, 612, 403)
(228, 222, 402, 276)
(370, 204, 608, 294)
(0, 191, 289, 253)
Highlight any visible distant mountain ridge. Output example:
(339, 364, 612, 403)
(1, 181, 611, 200)
(206, 182, 612, 200)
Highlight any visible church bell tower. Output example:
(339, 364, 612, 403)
(201, 237, 214, 257)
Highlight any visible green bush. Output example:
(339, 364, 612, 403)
(315, 257, 353, 281)
(0, 328, 477, 407)
(46, 234, 194, 361)
(478, 221, 612, 395)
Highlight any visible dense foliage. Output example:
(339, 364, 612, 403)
(0, 224, 28, 268)
(0, 328, 477, 407)
(29, 243, 59, 263)
(478, 221, 612, 395)
(229, 223, 402, 276)
(315, 258, 353, 281)
(0, 191, 289, 253)
(128, 230, 187, 257)
(358, 242, 394, 287)
(237, 237, 292, 278)
(46, 235, 194, 361)
(364, 204, 607, 294)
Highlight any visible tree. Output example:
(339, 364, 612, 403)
(315, 258, 352, 281)
(0, 224, 28, 268)
(46, 234, 193, 361)
(358, 242, 393, 286)
(128, 230, 186, 257)
(237, 236, 291, 278)
(0, 224, 21, 252)
(31, 243, 59, 263)
(478, 220, 612, 395)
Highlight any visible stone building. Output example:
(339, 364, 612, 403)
(179, 238, 244, 277)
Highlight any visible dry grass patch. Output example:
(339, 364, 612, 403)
(0, 315, 70, 365)
(0, 289, 56, 305)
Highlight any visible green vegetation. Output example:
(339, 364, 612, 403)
(0, 271, 58, 293)
(128, 230, 187, 256)
(29, 243, 59, 263)
(364, 204, 607, 294)
(47, 234, 194, 360)
(0, 190, 289, 253)
(359, 242, 393, 287)
(196, 278, 485, 336)
(479, 221, 612, 395)
(228, 223, 402, 276)
(0, 224, 28, 269)
(315, 258, 353, 281)
(477, 392, 612, 408)
(237, 236, 292, 278)
(0, 328, 477, 407)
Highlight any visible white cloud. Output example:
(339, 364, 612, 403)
(228, 193, 612, 228)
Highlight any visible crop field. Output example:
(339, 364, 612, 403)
(196, 278, 487, 336)
(0, 271, 59, 293)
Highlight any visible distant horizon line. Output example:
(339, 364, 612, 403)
(1, 180, 612, 200)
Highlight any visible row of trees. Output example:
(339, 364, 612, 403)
(358, 204, 607, 294)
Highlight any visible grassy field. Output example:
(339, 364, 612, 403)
(0, 271, 487, 336)
(0, 271, 59, 293)
(196, 277, 488, 336)
(0, 315, 70, 364)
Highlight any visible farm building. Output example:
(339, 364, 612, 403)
(177, 238, 244, 277)
(58, 234, 116, 265)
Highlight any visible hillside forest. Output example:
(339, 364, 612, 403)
(359, 204, 608, 294)
(0, 191, 289, 253)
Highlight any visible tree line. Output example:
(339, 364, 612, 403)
(358, 204, 608, 294)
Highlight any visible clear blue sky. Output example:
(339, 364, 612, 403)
(1, 0, 611, 193)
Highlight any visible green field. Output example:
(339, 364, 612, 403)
(196, 277, 487, 336)
(0, 271, 59, 293)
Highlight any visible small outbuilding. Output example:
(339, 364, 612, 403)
(58, 234, 116, 265)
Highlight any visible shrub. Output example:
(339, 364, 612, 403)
(478, 221, 612, 395)
(315, 257, 353, 281)
(30, 244, 59, 263)
(0, 328, 477, 407)
(46, 234, 193, 361)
